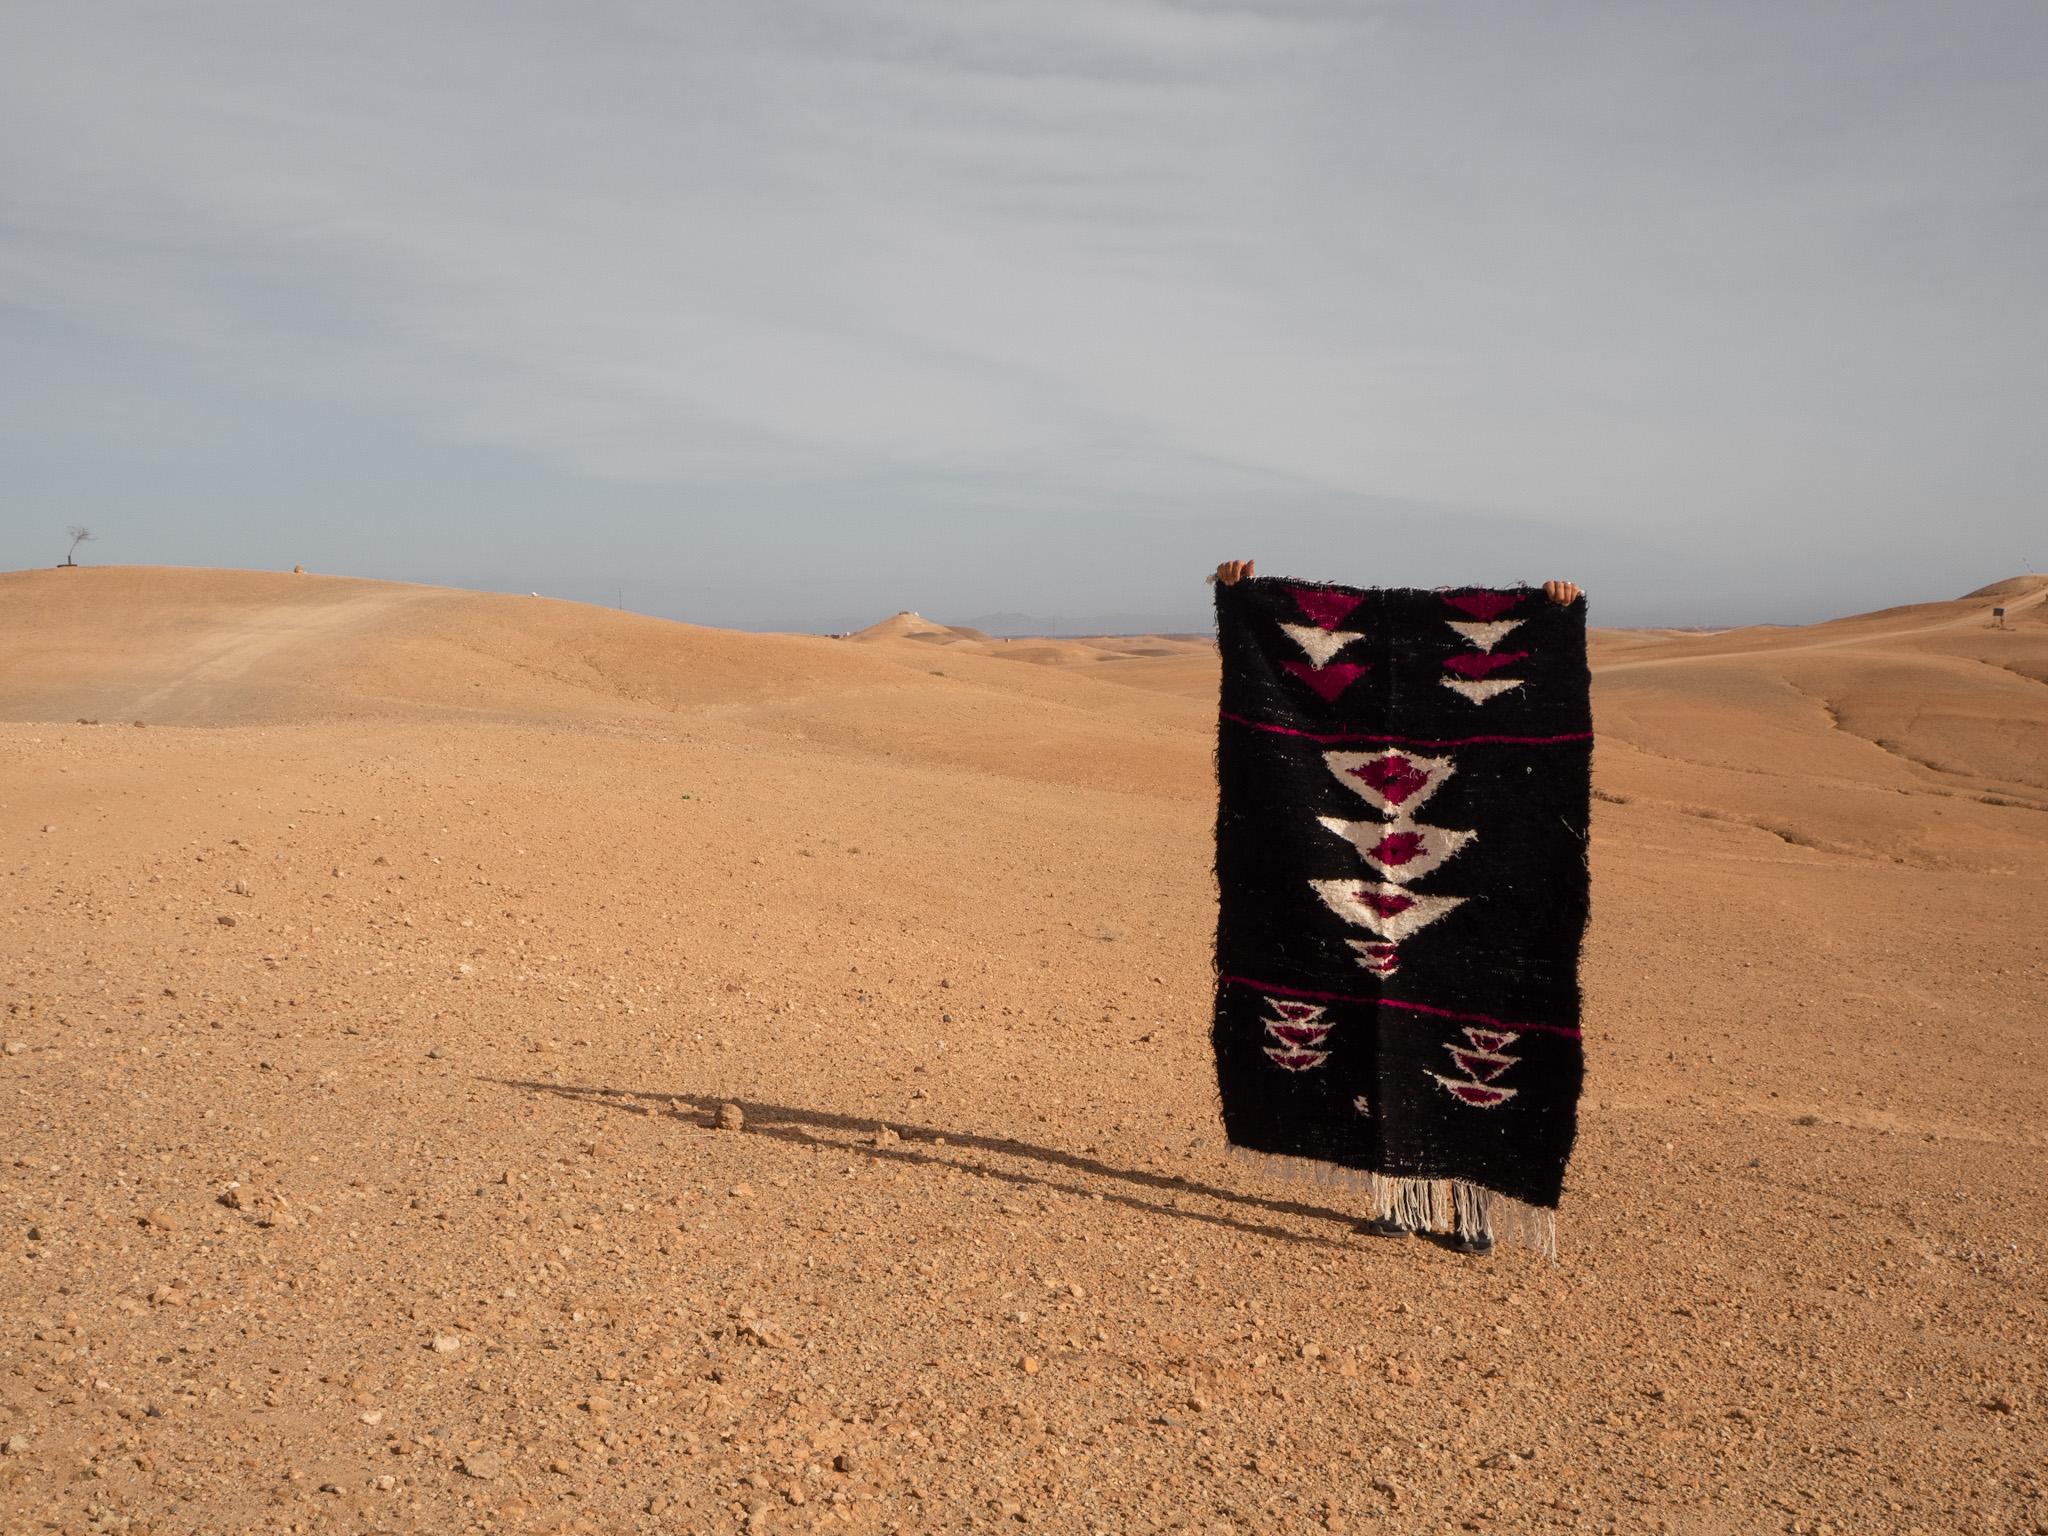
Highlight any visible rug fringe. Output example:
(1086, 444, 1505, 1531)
(1227, 1144, 1558, 1260)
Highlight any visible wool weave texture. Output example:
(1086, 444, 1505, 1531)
(1212, 577, 1592, 1255)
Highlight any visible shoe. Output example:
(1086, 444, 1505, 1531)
(1357, 1217, 1411, 1238)
(1448, 1229, 1495, 1256)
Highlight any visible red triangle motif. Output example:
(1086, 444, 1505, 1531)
(1369, 830, 1427, 867)
(1287, 586, 1365, 631)
(1269, 999, 1324, 1023)
(1444, 590, 1522, 621)
(1447, 1047, 1517, 1083)
(1283, 661, 1369, 700)
(1265, 1021, 1333, 1048)
(1265, 1047, 1330, 1072)
(1350, 754, 1429, 805)
(1441, 1080, 1516, 1107)
(1355, 890, 1414, 918)
(1443, 651, 1528, 680)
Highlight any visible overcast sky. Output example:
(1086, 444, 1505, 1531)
(5, 1, 2044, 630)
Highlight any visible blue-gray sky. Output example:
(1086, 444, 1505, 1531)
(5, 1, 2044, 630)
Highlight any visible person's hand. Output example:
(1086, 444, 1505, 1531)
(1543, 580, 1582, 606)
(1215, 559, 1256, 586)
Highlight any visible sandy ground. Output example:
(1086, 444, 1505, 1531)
(2, 564, 2044, 1536)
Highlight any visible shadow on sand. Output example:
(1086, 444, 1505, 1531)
(489, 1078, 1365, 1252)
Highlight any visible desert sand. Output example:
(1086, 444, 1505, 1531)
(2, 564, 2044, 1536)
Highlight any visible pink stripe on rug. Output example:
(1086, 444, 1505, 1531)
(1218, 974, 1583, 1040)
(1220, 710, 1592, 749)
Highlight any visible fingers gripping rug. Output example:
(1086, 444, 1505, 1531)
(1213, 578, 1591, 1256)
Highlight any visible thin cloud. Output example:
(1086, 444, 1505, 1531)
(3, 1, 2044, 625)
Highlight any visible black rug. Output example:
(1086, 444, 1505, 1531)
(1212, 577, 1591, 1255)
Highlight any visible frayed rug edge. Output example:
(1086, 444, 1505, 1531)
(1227, 1144, 1559, 1261)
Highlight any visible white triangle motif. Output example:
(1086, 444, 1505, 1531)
(1279, 623, 1362, 668)
(1347, 939, 1401, 975)
(1317, 817, 1475, 884)
(1445, 619, 1523, 652)
(1322, 750, 1454, 817)
(1310, 878, 1467, 941)
(1440, 677, 1523, 703)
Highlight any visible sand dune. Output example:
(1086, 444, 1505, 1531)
(2, 566, 2044, 1534)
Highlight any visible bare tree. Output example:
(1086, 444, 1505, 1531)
(62, 525, 93, 567)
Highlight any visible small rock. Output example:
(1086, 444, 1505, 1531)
(834, 1451, 859, 1474)
(3, 1434, 28, 1455)
(459, 1450, 504, 1480)
(26, 1224, 43, 1242)
(216, 914, 237, 927)
(873, 1126, 900, 1149)
(1020, 1355, 1040, 1375)
(425, 1046, 443, 1060)
(144, 1206, 177, 1231)
(4, 1041, 25, 1057)
(231, 878, 251, 896)
(717, 1102, 745, 1132)
(360, 1410, 384, 1426)
(1300, 1341, 1324, 1361)
(429, 1334, 463, 1354)
(729, 1183, 753, 1199)
(41, 824, 56, 834)
(373, 1474, 396, 1491)
(739, 1320, 794, 1349)
(318, 1482, 341, 1494)
(582, 1395, 613, 1417)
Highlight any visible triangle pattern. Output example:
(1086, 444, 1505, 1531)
(1317, 816, 1475, 884)
(1445, 619, 1523, 652)
(1430, 1077, 1517, 1108)
(1266, 1047, 1331, 1071)
(1267, 999, 1326, 1024)
(1443, 650, 1528, 679)
(1324, 750, 1453, 815)
(1346, 939, 1401, 976)
(1279, 622, 1362, 668)
(1443, 590, 1522, 621)
(1283, 660, 1369, 701)
(1440, 678, 1523, 704)
(1310, 879, 1466, 941)
(1446, 1046, 1517, 1083)
(1287, 586, 1365, 631)
(1265, 1019, 1333, 1049)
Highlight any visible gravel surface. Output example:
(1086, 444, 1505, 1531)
(2, 566, 2044, 1535)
